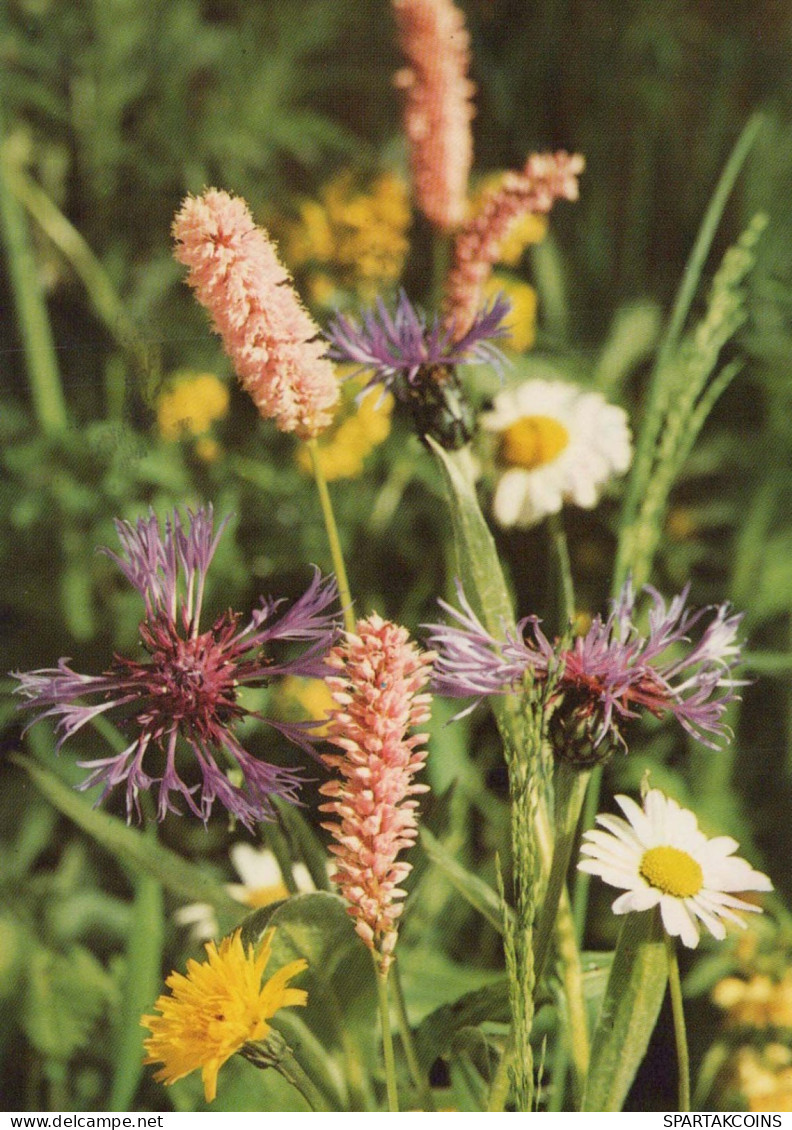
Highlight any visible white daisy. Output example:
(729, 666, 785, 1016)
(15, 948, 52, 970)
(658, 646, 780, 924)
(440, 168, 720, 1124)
(578, 788, 772, 949)
(482, 378, 632, 528)
(174, 845, 315, 942)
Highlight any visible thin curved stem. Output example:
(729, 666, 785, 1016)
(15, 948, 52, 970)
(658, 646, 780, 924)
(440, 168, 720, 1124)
(306, 438, 355, 633)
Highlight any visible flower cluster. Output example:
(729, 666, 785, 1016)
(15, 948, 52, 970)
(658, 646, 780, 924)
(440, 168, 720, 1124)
(173, 189, 339, 438)
(427, 578, 744, 762)
(579, 788, 772, 949)
(142, 927, 307, 1103)
(392, 0, 475, 231)
(13, 508, 339, 826)
(444, 151, 585, 337)
(319, 615, 434, 970)
(284, 171, 411, 302)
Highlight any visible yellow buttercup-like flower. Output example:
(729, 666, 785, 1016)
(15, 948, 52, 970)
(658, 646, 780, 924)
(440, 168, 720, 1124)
(142, 928, 307, 1103)
(296, 374, 393, 482)
(285, 171, 410, 300)
(157, 372, 230, 442)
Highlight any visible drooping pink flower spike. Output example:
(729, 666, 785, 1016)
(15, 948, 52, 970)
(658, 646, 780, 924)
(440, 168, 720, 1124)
(444, 151, 585, 339)
(173, 189, 339, 438)
(425, 578, 745, 765)
(319, 615, 435, 971)
(392, 0, 476, 231)
(13, 508, 341, 827)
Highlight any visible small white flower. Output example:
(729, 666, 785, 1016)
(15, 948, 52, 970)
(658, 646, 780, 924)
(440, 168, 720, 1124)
(482, 378, 632, 528)
(174, 845, 315, 943)
(578, 788, 772, 948)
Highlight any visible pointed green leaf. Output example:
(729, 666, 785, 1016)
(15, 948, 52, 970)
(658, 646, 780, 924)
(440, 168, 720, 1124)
(419, 826, 508, 935)
(24, 945, 117, 1060)
(109, 870, 164, 1111)
(582, 911, 668, 1112)
(13, 755, 239, 920)
(413, 978, 510, 1073)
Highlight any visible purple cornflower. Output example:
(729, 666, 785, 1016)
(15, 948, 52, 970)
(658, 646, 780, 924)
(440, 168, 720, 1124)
(426, 579, 745, 764)
(325, 289, 510, 394)
(13, 507, 340, 827)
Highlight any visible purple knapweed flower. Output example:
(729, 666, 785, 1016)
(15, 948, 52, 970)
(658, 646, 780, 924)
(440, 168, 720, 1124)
(325, 290, 510, 450)
(426, 578, 745, 765)
(325, 289, 510, 394)
(13, 508, 340, 827)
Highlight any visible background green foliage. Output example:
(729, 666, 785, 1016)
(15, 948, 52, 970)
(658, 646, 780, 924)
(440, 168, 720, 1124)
(2, 0, 792, 1112)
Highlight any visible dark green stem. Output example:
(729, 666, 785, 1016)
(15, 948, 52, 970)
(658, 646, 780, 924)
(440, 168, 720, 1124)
(666, 934, 690, 1112)
(375, 960, 399, 1112)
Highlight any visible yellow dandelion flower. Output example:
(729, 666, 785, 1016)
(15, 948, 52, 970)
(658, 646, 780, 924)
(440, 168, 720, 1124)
(484, 272, 538, 353)
(142, 927, 307, 1103)
(157, 372, 230, 442)
(471, 173, 548, 266)
(296, 374, 393, 482)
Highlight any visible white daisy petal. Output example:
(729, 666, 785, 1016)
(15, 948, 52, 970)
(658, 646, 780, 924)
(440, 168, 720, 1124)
(613, 794, 655, 844)
(661, 896, 700, 949)
(612, 887, 661, 914)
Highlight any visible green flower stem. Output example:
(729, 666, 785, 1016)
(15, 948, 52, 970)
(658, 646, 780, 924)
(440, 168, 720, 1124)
(572, 765, 604, 944)
(375, 959, 399, 1112)
(533, 763, 590, 985)
(548, 513, 575, 627)
(431, 231, 452, 308)
(0, 105, 68, 436)
(666, 934, 690, 1113)
(306, 437, 355, 633)
(391, 961, 435, 1110)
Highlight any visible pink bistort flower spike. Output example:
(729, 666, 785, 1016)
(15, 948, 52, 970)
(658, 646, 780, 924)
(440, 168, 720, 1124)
(319, 615, 435, 971)
(392, 0, 475, 232)
(444, 151, 585, 338)
(173, 189, 339, 438)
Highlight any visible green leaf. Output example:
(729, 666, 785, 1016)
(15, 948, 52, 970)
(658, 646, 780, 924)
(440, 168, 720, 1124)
(240, 892, 376, 1108)
(13, 755, 240, 921)
(582, 911, 668, 1112)
(413, 978, 510, 1074)
(23, 944, 117, 1060)
(419, 826, 507, 935)
(109, 869, 164, 1111)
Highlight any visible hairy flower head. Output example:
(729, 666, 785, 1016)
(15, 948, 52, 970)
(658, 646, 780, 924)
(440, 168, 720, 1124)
(427, 578, 745, 762)
(13, 507, 339, 826)
(173, 189, 339, 438)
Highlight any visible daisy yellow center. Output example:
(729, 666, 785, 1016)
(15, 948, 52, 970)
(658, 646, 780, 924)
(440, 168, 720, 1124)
(639, 845, 703, 898)
(500, 415, 570, 470)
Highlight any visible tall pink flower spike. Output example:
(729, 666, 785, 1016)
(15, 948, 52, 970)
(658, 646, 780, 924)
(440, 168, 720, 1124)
(444, 151, 585, 338)
(173, 189, 339, 439)
(393, 0, 475, 232)
(320, 615, 435, 971)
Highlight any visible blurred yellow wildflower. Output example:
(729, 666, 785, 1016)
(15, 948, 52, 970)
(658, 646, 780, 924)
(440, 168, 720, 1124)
(484, 271, 538, 353)
(277, 676, 337, 738)
(713, 972, 792, 1030)
(285, 171, 410, 300)
(142, 928, 307, 1103)
(729, 1045, 792, 1112)
(157, 372, 229, 443)
(296, 374, 393, 481)
(471, 173, 548, 266)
